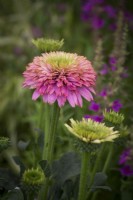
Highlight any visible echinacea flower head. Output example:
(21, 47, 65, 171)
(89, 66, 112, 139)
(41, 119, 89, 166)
(0, 137, 10, 152)
(22, 168, 45, 194)
(65, 118, 119, 144)
(23, 51, 96, 107)
(32, 38, 64, 52)
(103, 110, 124, 125)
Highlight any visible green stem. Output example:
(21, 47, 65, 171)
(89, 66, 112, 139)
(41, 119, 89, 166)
(102, 143, 113, 173)
(87, 144, 106, 199)
(41, 103, 60, 200)
(46, 103, 60, 163)
(78, 152, 90, 200)
(90, 143, 114, 200)
(43, 103, 50, 160)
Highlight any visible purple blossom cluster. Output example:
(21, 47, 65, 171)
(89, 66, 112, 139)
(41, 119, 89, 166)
(81, 0, 133, 30)
(84, 99, 122, 123)
(99, 56, 129, 78)
(119, 148, 133, 176)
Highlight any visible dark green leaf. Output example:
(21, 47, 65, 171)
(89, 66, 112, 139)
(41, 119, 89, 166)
(39, 160, 51, 177)
(13, 157, 25, 176)
(52, 152, 81, 184)
(92, 172, 107, 187)
(2, 189, 24, 200)
(17, 140, 30, 151)
(91, 185, 111, 191)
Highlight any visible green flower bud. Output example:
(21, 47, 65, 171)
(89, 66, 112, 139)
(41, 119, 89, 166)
(32, 38, 64, 52)
(22, 168, 45, 195)
(0, 137, 10, 153)
(103, 110, 124, 126)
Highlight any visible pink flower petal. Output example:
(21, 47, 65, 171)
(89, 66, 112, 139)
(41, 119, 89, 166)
(32, 90, 40, 100)
(79, 87, 93, 101)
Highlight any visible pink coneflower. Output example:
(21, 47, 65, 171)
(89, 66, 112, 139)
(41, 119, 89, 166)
(23, 51, 96, 107)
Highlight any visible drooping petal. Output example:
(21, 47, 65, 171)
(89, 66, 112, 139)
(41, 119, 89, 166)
(32, 90, 40, 100)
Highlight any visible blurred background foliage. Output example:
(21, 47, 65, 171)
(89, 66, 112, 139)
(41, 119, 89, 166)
(0, 0, 133, 171)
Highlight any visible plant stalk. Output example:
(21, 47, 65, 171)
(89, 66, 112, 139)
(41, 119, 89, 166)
(78, 151, 89, 200)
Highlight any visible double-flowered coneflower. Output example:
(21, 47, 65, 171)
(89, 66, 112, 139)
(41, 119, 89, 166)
(23, 51, 96, 107)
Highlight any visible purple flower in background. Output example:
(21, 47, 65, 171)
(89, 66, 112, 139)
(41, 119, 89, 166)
(82, 2, 93, 12)
(89, 101, 100, 112)
(120, 165, 133, 176)
(119, 148, 133, 176)
(84, 114, 92, 119)
(119, 149, 131, 165)
(92, 0, 104, 4)
(31, 26, 43, 38)
(91, 16, 105, 30)
(112, 100, 122, 112)
(81, 13, 90, 21)
(92, 115, 104, 122)
(120, 72, 129, 78)
(109, 57, 116, 65)
(99, 88, 108, 97)
(104, 5, 116, 18)
(124, 11, 133, 22)
(109, 23, 117, 31)
(100, 64, 108, 75)
(111, 65, 117, 71)
(84, 114, 103, 122)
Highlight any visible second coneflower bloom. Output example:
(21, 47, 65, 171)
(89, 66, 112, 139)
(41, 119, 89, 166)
(65, 118, 119, 144)
(23, 52, 96, 107)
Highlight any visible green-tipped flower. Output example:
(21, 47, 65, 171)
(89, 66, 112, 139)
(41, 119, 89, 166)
(32, 38, 64, 52)
(22, 168, 45, 194)
(0, 137, 10, 152)
(103, 110, 124, 125)
(65, 118, 119, 144)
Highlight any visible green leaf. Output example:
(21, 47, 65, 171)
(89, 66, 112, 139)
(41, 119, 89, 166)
(13, 157, 25, 176)
(52, 152, 81, 184)
(39, 160, 51, 178)
(61, 180, 73, 200)
(91, 185, 111, 191)
(2, 189, 24, 200)
(17, 140, 30, 151)
(90, 172, 111, 192)
(92, 172, 107, 187)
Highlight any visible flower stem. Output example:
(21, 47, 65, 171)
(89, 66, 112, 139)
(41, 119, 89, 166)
(87, 144, 106, 198)
(42, 103, 60, 200)
(78, 152, 89, 200)
(46, 102, 60, 163)
(102, 143, 113, 173)
(42, 103, 50, 160)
